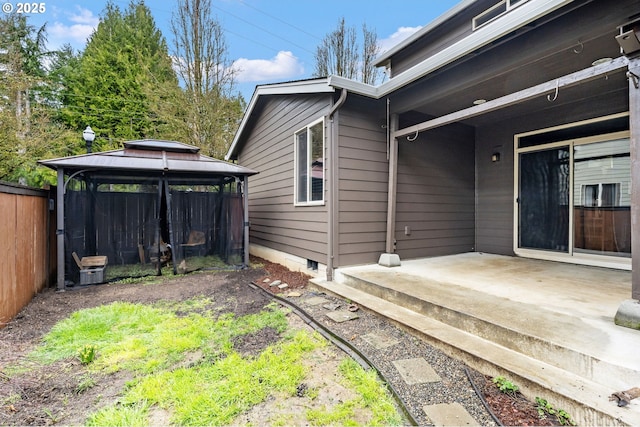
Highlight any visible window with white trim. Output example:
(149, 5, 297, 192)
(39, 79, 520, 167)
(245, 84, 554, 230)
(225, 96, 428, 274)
(294, 119, 324, 205)
(582, 183, 621, 207)
(473, 0, 529, 30)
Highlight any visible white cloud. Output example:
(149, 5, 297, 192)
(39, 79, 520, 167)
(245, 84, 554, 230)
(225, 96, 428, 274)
(47, 7, 99, 49)
(232, 51, 304, 83)
(379, 26, 423, 53)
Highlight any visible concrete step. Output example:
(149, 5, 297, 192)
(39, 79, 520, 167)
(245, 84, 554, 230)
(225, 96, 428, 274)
(311, 275, 640, 426)
(335, 270, 640, 390)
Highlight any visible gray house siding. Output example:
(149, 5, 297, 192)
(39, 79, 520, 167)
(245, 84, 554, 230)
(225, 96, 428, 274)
(336, 97, 388, 266)
(237, 94, 331, 264)
(395, 123, 475, 259)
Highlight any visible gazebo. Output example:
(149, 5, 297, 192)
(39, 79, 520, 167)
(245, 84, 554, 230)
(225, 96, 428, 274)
(39, 139, 257, 290)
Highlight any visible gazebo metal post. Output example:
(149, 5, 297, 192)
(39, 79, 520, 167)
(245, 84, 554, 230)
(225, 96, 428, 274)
(85, 176, 97, 255)
(56, 168, 65, 290)
(243, 176, 249, 267)
(164, 178, 177, 275)
(154, 179, 164, 275)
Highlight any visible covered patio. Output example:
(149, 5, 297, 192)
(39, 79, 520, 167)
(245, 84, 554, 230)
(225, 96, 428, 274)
(312, 253, 640, 426)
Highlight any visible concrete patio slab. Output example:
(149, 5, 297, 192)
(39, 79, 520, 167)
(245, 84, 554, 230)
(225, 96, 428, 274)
(311, 252, 640, 426)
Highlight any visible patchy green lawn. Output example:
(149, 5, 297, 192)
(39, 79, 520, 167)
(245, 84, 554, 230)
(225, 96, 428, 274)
(8, 295, 404, 426)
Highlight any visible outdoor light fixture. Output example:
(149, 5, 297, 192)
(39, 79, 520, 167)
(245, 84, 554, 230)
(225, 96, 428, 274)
(592, 57, 613, 66)
(491, 152, 501, 162)
(82, 126, 95, 153)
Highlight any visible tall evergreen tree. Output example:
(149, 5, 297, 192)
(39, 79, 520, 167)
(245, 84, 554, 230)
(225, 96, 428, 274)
(0, 13, 70, 186)
(60, 1, 181, 148)
(0, 14, 49, 135)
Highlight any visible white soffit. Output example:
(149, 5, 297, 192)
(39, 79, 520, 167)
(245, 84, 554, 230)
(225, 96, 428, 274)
(330, 0, 575, 99)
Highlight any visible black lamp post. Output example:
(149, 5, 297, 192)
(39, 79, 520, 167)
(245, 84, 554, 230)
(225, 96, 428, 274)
(82, 126, 95, 153)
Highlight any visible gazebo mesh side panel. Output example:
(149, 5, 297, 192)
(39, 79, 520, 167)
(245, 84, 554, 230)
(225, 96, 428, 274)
(64, 175, 162, 284)
(167, 179, 245, 273)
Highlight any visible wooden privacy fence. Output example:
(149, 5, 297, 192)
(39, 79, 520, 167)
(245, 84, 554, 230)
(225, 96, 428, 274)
(0, 182, 55, 327)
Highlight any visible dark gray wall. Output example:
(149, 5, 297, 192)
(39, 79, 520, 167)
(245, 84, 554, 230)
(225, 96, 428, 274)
(335, 96, 389, 266)
(395, 123, 476, 259)
(237, 94, 330, 264)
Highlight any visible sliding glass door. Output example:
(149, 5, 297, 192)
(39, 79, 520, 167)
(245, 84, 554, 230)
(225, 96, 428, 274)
(517, 133, 631, 263)
(573, 138, 631, 257)
(518, 147, 570, 252)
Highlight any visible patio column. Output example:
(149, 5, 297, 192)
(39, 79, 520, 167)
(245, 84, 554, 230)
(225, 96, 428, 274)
(629, 56, 640, 301)
(379, 111, 401, 267)
(615, 57, 640, 329)
(56, 168, 65, 291)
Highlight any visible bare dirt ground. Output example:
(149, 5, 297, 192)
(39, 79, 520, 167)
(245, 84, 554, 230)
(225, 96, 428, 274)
(0, 257, 553, 426)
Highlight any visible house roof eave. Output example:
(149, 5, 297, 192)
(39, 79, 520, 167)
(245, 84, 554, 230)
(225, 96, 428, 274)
(373, 0, 575, 99)
(326, 76, 379, 97)
(225, 78, 335, 161)
(226, 0, 576, 161)
(373, 0, 478, 67)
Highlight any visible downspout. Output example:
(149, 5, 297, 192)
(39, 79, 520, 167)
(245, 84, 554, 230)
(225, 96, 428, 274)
(327, 88, 348, 281)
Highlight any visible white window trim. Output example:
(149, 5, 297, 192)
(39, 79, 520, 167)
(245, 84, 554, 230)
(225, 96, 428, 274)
(293, 118, 325, 206)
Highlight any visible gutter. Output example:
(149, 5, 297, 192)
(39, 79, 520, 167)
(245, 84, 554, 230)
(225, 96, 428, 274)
(329, 0, 574, 100)
(374, 0, 477, 67)
(327, 88, 348, 281)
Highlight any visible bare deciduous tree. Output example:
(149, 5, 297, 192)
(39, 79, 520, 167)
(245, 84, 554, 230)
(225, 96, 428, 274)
(313, 18, 382, 85)
(171, 0, 243, 158)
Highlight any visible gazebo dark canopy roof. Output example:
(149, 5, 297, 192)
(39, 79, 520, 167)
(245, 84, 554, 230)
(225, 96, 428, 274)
(39, 139, 257, 176)
(39, 139, 257, 291)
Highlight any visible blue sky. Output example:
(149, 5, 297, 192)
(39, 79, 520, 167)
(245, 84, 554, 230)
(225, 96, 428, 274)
(24, 0, 460, 100)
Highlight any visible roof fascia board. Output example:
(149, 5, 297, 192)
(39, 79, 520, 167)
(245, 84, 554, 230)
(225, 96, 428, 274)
(374, 0, 575, 98)
(374, 0, 478, 67)
(225, 79, 333, 160)
(256, 79, 335, 95)
(392, 56, 629, 139)
(326, 75, 379, 97)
